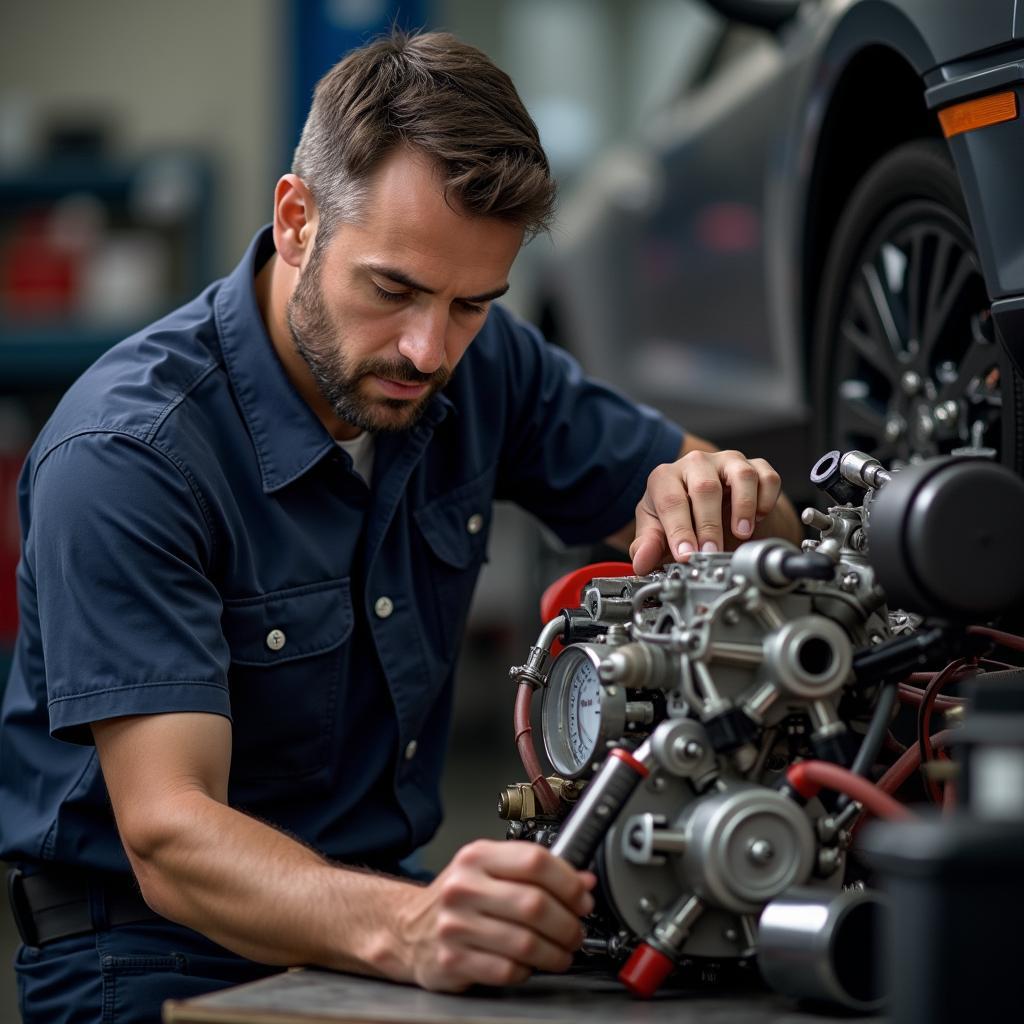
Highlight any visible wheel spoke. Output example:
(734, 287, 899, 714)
(921, 233, 954, 354)
(906, 228, 925, 345)
(861, 262, 906, 366)
(840, 318, 898, 379)
(834, 391, 886, 443)
(827, 190, 1009, 466)
(921, 250, 975, 360)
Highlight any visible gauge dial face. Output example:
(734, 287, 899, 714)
(542, 645, 622, 779)
(565, 656, 601, 769)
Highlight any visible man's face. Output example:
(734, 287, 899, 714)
(286, 148, 524, 435)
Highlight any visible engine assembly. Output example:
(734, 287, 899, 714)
(499, 449, 1024, 1010)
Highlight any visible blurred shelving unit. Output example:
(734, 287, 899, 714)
(0, 152, 214, 386)
(0, 150, 214, 678)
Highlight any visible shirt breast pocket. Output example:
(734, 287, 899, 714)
(221, 578, 353, 781)
(413, 473, 493, 666)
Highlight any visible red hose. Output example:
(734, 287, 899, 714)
(876, 729, 956, 798)
(786, 760, 915, 822)
(513, 682, 560, 815)
(897, 683, 964, 709)
(968, 625, 1024, 652)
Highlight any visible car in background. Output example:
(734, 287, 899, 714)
(536, 0, 1024, 482)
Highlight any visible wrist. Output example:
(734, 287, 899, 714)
(320, 868, 419, 981)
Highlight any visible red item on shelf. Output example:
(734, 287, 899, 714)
(1, 213, 78, 320)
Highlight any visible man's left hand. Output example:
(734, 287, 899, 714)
(627, 443, 801, 575)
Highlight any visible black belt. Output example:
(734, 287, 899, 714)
(7, 866, 161, 947)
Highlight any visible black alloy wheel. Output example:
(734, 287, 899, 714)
(814, 139, 1023, 472)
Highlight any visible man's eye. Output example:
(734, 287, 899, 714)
(457, 300, 486, 316)
(375, 286, 409, 303)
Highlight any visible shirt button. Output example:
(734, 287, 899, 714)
(466, 512, 484, 535)
(374, 596, 394, 619)
(404, 739, 418, 761)
(265, 628, 286, 651)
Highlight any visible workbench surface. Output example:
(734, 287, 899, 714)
(163, 967, 885, 1024)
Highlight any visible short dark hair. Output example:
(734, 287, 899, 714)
(292, 29, 556, 240)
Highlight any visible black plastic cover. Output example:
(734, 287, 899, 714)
(867, 457, 1024, 618)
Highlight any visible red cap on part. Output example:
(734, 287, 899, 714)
(618, 943, 675, 999)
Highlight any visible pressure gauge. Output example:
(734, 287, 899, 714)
(541, 644, 626, 779)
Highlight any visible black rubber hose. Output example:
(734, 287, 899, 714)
(779, 552, 835, 582)
(835, 683, 898, 811)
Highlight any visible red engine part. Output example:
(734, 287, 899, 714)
(618, 942, 675, 998)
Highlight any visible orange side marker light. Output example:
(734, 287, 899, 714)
(938, 90, 1018, 138)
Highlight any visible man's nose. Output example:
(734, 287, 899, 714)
(397, 309, 449, 375)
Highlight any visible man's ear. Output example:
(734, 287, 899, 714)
(272, 174, 318, 269)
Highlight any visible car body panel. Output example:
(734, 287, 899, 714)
(543, 0, 1024, 446)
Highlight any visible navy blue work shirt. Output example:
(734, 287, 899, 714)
(0, 227, 683, 876)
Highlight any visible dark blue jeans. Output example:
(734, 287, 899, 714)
(15, 918, 280, 1023)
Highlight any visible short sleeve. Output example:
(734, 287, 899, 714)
(494, 313, 684, 545)
(27, 431, 231, 744)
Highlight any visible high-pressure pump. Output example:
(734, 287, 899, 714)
(499, 449, 1024, 1010)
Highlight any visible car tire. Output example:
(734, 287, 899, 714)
(812, 138, 1023, 472)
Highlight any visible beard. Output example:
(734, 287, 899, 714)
(285, 243, 449, 434)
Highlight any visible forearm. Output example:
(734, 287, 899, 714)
(126, 789, 414, 975)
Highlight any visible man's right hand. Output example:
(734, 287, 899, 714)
(392, 839, 595, 991)
(93, 711, 593, 991)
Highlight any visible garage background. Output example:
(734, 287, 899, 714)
(0, 2, 805, 1017)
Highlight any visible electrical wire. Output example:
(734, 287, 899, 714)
(876, 729, 956, 798)
(835, 683, 898, 812)
(918, 659, 971, 804)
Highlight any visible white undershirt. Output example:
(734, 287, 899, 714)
(337, 431, 375, 485)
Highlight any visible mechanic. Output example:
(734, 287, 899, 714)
(0, 30, 800, 1024)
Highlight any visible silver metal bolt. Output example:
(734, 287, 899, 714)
(638, 897, 655, 915)
(817, 847, 843, 877)
(802, 507, 833, 532)
(723, 928, 739, 942)
(840, 572, 860, 593)
(934, 399, 959, 424)
(884, 414, 905, 443)
(723, 608, 740, 626)
(900, 370, 923, 396)
(712, 567, 727, 583)
(747, 838, 775, 865)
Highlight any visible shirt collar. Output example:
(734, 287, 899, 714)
(214, 226, 452, 494)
